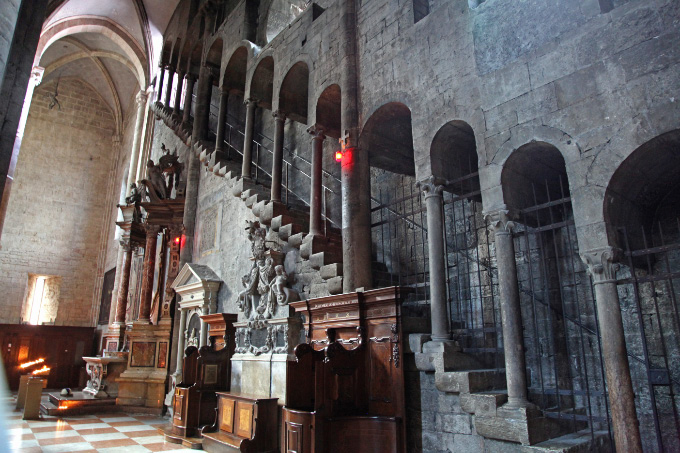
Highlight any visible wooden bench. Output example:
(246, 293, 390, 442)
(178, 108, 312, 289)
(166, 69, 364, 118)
(202, 392, 278, 453)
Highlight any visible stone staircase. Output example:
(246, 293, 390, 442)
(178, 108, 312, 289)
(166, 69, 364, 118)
(410, 334, 611, 452)
(153, 102, 344, 295)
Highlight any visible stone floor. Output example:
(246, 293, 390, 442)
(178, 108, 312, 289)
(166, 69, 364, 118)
(6, 412, 195, 452)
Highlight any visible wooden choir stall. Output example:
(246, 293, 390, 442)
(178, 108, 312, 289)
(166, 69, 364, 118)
(282, 287, 408, 453)
(165, 313, 237, 446)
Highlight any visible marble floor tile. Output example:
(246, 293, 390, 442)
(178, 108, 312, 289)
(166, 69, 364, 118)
(133, 435, 165, 445)
(89, 437, 139, 449)
(41, 442, 98, 452)
(34, 430, 82, 440)
(98, 416, 137, 423)
(124, 429, 163, 438)
(96, 445, 153, 453)
(37, 434, 85, 445)
(115, 423, 157, 432)
(80, 432, 129, 442)
(73, 427, 119, 435)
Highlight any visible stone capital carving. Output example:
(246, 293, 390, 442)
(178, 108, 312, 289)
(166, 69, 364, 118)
(244, 97, 258, 108)
(581, 247, 620, 284)
(307, 124, 325, 140)
(136, 91, 148, 106)
(166, 225, 185, 240)
(143, 223, 162, 236)
(416, 176, 445, 200)
(119, 239, 134, 252)
(31, 66, 45, 85)
(273, 110, 287, 122)
(484, 208, 515, 234)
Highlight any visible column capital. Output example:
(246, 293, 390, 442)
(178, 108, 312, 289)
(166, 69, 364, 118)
(119, 239, 133, 252)
(307, 124, 325, 140)
(167, 224, 185, 239)
(416, 176, 445, 200)
(581, 247, 621, 284)
(245, 97, 258, 107)
(143, 223, 162, 236)
(484, 208, 515, 234)
(273, 110, 287, 122)
(135, 90, 148, 106)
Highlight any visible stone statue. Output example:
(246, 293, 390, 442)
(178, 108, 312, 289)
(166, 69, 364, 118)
(236, 220, 299, 325)
(147, 159, 167, 199)
(158, 143, 184, 197)
(125, 183, 141, 205)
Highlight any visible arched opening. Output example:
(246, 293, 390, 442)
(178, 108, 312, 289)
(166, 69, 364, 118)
(265, 0, 307, 43)
(205, 38, 223, 139)
(431, 121, 501, 368)
(361, 103, 426, 318)
(169, 37, 182, 107)
(605, 129, 680, 452)
(251, 56, 274, 110)
(502, 143, 609, 437)
(279, 61, 309, 124)
(315, 84, 341, 140)
(223, 46, 248, 95)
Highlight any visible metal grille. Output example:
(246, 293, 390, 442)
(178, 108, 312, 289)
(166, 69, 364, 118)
(617, 221, 680, 453)
(512, 177, 612, 442)
(442, 172, 502, 369)
(371, 179, 429, 317)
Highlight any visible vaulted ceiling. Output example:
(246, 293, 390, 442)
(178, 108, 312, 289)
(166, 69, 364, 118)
(39, 0, 181, 128)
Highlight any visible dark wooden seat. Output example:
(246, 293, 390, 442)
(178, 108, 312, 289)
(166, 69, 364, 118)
(282, 287, 409, 453)
(201, 392, 278, 453)
(171, 313, 237, 438)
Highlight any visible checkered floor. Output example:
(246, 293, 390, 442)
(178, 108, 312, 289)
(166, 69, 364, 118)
(6, 411, 195, 452)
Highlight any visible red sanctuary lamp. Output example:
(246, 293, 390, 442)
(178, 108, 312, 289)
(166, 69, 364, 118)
(335, 150, 343, 162)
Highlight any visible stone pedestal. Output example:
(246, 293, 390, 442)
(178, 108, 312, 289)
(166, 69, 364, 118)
(83, 354, 128, 398)
(116, 322, 172, 409)
(230, 313, 302, 404)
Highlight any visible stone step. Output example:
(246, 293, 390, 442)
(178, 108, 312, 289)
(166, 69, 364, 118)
(460, 390, 509, 417)
(521, 429, 612, 453)
(475, 405, 575, 447)
(300, 234, 342, 260)
(309, 250, 342, 270)
(259, 201, 292, 226)
(319, 263, 343, 280)
(434, 369, 506, 394)
(245, 193, 266, 208)
(327, 276, 343, 295)
(271, 214, 294, 231)
(252, 199, 267, 218)
(288, 232, 305, 248)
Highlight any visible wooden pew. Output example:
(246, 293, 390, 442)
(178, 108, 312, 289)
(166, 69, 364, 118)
(201, 392, 278, 452)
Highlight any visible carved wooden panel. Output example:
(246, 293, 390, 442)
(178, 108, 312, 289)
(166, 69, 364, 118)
(285, 422, 304, 453)
(173, 389, 184, 422)
(235, 401, 254, 438)
(219, 398, 235, 433)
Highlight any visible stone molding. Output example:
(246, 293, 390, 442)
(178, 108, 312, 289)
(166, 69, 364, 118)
(580, 247, 620, 285)
(416, 176, 445, 200)
(273, 109, 287, 122)
(484, 208, 515, 234)
(135, 90, 148, 106)
(307, 124, 325, 140)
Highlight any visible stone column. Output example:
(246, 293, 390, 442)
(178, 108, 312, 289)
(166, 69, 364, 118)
(485, 209, 530, 408)
(271, 111, 286, 202)
(581, 248, 643, 453)
(156, 66, 165, 102)
(182, 74, 196, 126)
(200, 305, 209, 347)
(241, 98, 257, 180)
(173, 71, 184, 116)
(214, 88, 229, 152)
(419, 178, 450, 341)
(125, 91, 148, 196)
(114, 241, 134, 324)
(164, 66, 175, 107)
(192, 65, 213, 143)
(308, 125, 325, 236)
(139, 224, 160, 322)
(174, 308, 188, 377)
(340, 0, 372, 292)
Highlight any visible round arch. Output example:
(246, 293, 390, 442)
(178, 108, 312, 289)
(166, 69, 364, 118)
(359, 102, 414, 176)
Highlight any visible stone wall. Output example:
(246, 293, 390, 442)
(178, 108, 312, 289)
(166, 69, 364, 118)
(0, 78, 116, 326)
(0, 0, 20, 84)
